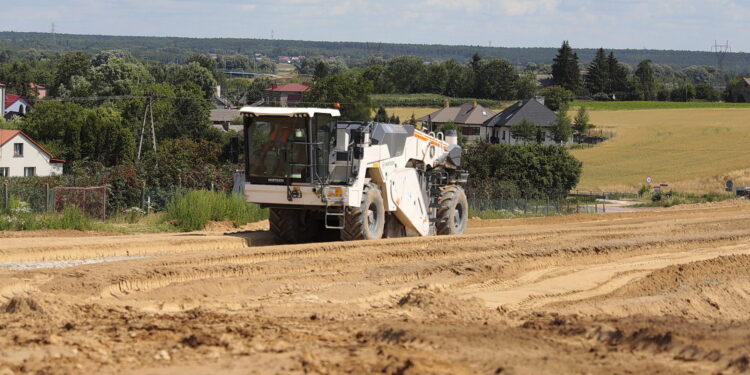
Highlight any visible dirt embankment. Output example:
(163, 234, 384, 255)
(2, 200, 750, 374)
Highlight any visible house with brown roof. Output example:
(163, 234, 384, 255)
(417, 102, 497, 143)
(731, 78, 750, 102)
(29, 83, 47, 99)
(263, 83, 310, 107)
(0, 129, 64, 177)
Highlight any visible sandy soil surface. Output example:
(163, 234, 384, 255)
(2, 200, 750, 374)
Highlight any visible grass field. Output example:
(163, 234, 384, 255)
(571, 108, 750, 193)
(574, 101, 750, 111)
(373, 93, 511, 109)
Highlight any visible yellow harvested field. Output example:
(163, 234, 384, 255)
(383, 107, 440, 121)
(572, 108, 750, 192)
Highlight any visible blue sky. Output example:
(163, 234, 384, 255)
(1, 0, 747, 52)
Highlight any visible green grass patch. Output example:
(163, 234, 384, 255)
(634, 191, 735, 207)
(93, 212, 177, 234)
(164, 190, 268, 232)
(573, 101, 750, 111)
(0, 201, 93, 231)
(373, 93, 504, 109)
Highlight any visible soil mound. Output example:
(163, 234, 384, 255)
(3, 296, 48, 317)
(396, 285, 490, 321)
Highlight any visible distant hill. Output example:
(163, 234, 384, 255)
(1, 31, 749, 72)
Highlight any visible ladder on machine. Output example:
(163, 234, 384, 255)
(325, 201, 345, 229)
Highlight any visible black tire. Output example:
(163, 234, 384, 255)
(435, 185, 468, 235)
(383, 213, 407, 238)
(269, 208, 321, 244)
(341, 183, 385, 241)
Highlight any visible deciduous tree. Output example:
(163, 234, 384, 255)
(510, 119, 537, 145)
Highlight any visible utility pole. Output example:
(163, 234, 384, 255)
(50, 22, 56, 46)
(711, 40, 731, 90)
(137, 96, 158, 164)
(711, 40, 731, 73)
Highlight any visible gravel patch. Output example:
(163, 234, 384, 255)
(0, 255, 158, 271)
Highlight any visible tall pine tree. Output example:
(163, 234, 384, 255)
(552, 41, 581, 94)
(607, 52, 628, 94)
(585, 48, 609, 95)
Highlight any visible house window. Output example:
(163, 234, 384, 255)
(0, 168, 8, 177)
(13, 143, 23, 157)
(461, 127, 480, 136)
(502, 130, 506, 140)
(24, 167, 35, 177)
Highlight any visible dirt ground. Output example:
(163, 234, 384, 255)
(2, 201, 750, 374)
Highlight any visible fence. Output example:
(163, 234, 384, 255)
(0, 180, 191, 218)
(468, 195, 610, 217)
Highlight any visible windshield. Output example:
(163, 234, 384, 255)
(245, 115, 334, 185)
(246, 116, 308, 184)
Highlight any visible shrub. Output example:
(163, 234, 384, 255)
(0, 203, 91, 231)
(464, 142, 582, 199)
(165, 190, 267, 231)
(52, 205, 93, 230)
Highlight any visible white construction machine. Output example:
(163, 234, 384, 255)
(240, 107, 468, 243)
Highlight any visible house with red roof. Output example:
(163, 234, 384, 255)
(0, 84, 34, 120)
(0, 129, 64, 177)
(263, 83, 310, 107)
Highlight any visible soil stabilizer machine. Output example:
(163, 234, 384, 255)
(241, 107, 468, 243)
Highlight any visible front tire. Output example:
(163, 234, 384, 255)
(341, 183, 385, 241)
(269, 208, 321, 244)
(435, 185, 468, 235)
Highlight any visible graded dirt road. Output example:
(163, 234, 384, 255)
(2, 201, 750, 374)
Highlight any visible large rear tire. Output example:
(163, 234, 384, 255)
(269, 208, 321, 244)
(341, 183, 385, 241)
(435, 185, 468, 235)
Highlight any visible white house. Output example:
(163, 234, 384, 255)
(1, 84, 34, 120)
(483, 98, 573, 146)
(0, 130, 64, 177)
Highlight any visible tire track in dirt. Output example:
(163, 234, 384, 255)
(4, 200, 750, 374)
(461, 242, 750, 311)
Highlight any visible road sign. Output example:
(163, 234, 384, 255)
(646, 177, 652, 183)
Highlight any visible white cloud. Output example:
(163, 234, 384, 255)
(497, 0, 560, 15)
(421, 0, 559, 14)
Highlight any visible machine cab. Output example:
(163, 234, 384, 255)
(241, 107, 341, 186)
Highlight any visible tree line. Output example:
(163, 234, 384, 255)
(2, 31, 750, 72)
(548, 41, 742, 102)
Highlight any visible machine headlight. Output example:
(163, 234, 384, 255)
(323, 186, 347, 203)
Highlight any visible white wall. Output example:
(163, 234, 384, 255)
(495, 126, 572, 146)
(0, 133, 63, 177)
(5, 99, 29, 116)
